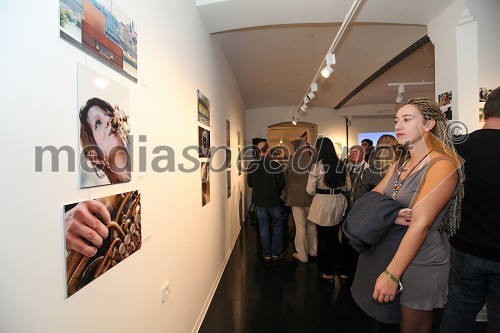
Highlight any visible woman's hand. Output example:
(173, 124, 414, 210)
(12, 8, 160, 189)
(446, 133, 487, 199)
(373, 272, 398, 303)
(65, 200, 110, 257)
(394, 208, 412, 226)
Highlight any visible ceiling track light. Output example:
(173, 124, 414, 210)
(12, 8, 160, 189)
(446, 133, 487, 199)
(310, 82, 318, 93)
(321, 66, 334, 78)
(388, 81, 434, 104)
(292, 115, 298, 125)
(325, 53, 336, 67)
(300, 104, 308, 113)
(307, 91, 315, 101)
(295, 0, 362, 115)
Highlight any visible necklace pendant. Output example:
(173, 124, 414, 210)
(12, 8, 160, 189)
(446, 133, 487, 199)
(391, 192, 397, 200)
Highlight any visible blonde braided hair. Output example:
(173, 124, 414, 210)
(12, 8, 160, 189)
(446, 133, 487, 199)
(401, 98, 465, 236)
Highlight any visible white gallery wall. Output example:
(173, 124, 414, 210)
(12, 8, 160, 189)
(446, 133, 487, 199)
(429, 0, 500, 131)
(0, 1, 245, 332)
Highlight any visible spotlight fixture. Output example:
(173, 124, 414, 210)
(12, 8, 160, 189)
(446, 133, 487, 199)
(396, 85, 405, 103)
(321, 53, 336, 78)
(310, 82, 318, 93)
(321, 66, 334, 78)
(295, 0, 362, 116)
(292, 115, 298, 125)
(325, 53, 336, 67)
(388, 81, 434, 104)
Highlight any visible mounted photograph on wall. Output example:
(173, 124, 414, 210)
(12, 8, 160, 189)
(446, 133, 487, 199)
(479, 107, 485, 122)
(438, 90, 452, 107)
(479, 87, 492, 102)
(227, 170, 231, 198)
(198, 127, 211, 158)
(444, 107, 452, 120)
(64, 190, 141, 297)
(201, 162, 210, 206)
(59, 0, 138, 82)
(237, 147, 242, 176)
(225, 149, 232, 169)
(226, 119, 230, 147)
(198, 90, 210, 127)
(237, 131, 241, 146)
(78, 63, 131, 188)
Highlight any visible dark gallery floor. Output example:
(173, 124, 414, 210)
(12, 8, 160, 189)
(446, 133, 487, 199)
(199, 217, 488, 333)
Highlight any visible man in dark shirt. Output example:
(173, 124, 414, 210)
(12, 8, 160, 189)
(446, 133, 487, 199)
(441, 86, 500, 332)
(247, 141, 286, 261)
(361, 139, 373, 163)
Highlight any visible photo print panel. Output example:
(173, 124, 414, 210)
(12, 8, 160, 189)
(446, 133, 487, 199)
(60, 0, 138, 82)
(227, 170, 231, 198)
(197, 90, 210, 127)
(64, 190, 141, 298)
(201, 162, 210, 206)
(438, 90, 452, 107)
(198, 127, 210, 158)
(479, 88, 492, 102)
(225, 149, 232, 169)
(226, 119, 230, 147)
(237, 147, 242, 176)
(78, 63, 131, 189)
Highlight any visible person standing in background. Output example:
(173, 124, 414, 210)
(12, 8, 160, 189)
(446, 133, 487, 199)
(441, 86, 500, 332)
(247, 141, 286, 262)
(361, 138, 374, 163)
(307, 137, 348, 284)
(286, 139, 316, 263)
(361, 134, 399, 196)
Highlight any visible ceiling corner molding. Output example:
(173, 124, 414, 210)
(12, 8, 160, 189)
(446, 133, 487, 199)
(334, 35, 431, 109)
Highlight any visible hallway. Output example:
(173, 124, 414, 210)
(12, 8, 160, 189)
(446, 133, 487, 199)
(199, 220, 372, 333)
(200, 219, 489, 333)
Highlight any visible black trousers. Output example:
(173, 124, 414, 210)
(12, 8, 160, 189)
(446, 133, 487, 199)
(316, 224, 341, 275)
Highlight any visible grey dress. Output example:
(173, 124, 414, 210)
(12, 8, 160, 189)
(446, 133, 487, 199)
(383, 159, 457, 311)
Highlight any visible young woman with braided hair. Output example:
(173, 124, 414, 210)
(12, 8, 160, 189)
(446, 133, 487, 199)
(367, 98, 464, 333)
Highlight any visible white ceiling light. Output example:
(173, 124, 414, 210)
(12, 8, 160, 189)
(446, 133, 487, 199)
(296, 0, 362, 114)
(300, 104, 308, 113)
(321, 66, 334, 78)
(388, 81, 434, 104)
(396, 85, 405, 103)
(310, 82, 318, 93)
(325, 53, 336, 67)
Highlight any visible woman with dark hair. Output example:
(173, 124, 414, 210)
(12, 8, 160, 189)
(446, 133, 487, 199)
(79, 97, 131, 187)
(307, 137, 348, 283)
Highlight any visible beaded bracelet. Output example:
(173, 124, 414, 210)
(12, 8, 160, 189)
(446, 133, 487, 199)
(384, 269, 404, 293)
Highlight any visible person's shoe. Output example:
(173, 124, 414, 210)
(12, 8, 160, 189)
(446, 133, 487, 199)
(318, 273, 335, 285)
(292, 253, 307, 263)
(340, 274, 351, 285)
(263, 255, 272, 262)
(272, 252, 286, 261)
